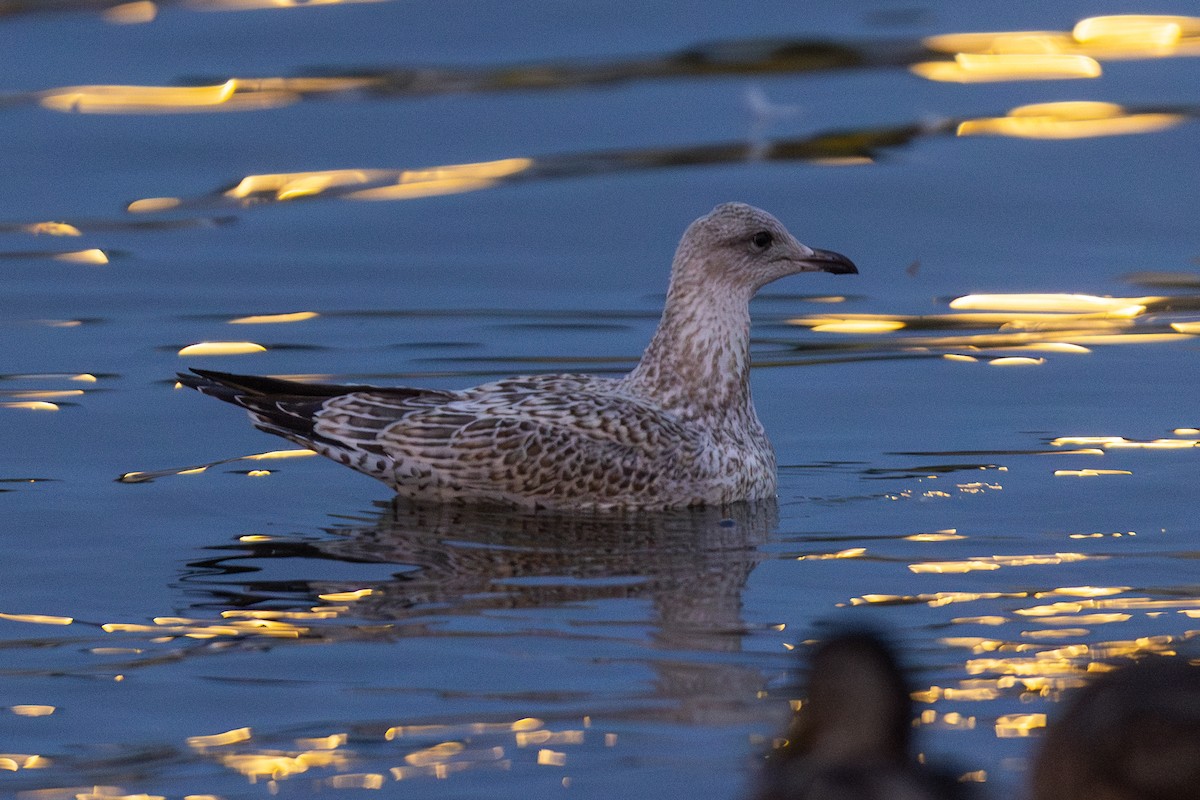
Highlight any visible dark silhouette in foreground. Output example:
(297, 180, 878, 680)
(1031, 655, 1200, 800)
(753, 631, 966, 800)
(756, 629, 1200, 800)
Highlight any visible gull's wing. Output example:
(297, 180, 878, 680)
(180, 369, 705, 505)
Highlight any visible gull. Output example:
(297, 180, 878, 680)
(179, 202, 856, 509)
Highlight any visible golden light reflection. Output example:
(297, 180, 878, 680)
(910, 560, 1000, 574)
(0, 401, 59, 411)
(0, 755, 50, 771)
(229, 311, 319, 325)
(924, 15, 1200, 60)
(1053, 469, 1132, 477)
(1003, 343, 1090, 353)
(809, 319, 905, 333)
(911, 53, 1101, 83)
(994, 713, 1046, 737)
(2, 390, 85, 400)
(22, 222, 82, 236)
(936, 631, 1195, 703)
(1021, 598, 1200, 614)
(53, 249, 109, 265)
(795, 547, 866, 561)
(988, 356, 1044, 366)
(102, 616, 308, 639)
(948, 293, 1151, 314)
(1016, 601, 1090, 617)
(188, 0, 389, 11)
(1034, 613, 1131, 625)
(344, 158, 535, 201)
(941, 637, 1006, 652)
(905, 530, 964, 542)
(39, 80, 297, 114)
(216, 748, 350, 782)
(244, 449, 316, 460)
(221, 609, 338, 620)
(188, 727, 253, 749)
(957, 482, 1002, 494)
(784, 289, 1200, 363)
(328, 773, 386, 789)
(318, 589, 375, 602)
(224, 169, 394, 201)
(386, 717, 543, 741)
(1040, 586, 1131, 598)
(957, 101, 1184, 139)
(297, 734, 347, 750)
(913, 685, 1003, 702)
(1021, 629, 1091, 639)
(130, 158, 536, 211)
(127, 197, 182, 213)
(916, 709, 977, 730)
(848, 591, 1027, 608)
(966, 658, 1086, 677)
(9, 705, 55, 717)
(1051, 435, 1198, 448)
(405, 742, 465, 766)
(177, 341, 267, 356)
(0, 612, 73, 625)
(103, 0, 158, 23)
(515, 730, 585, 748)
(909, 553, 1091, 573)
(1072, 15, 1198, 54)
(119, 448, 315, 483)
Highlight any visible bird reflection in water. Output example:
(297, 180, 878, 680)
(185, 499, 778, 719)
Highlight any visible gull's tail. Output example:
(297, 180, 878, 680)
(177, 369, 446, 454)
(176, 369, 370, 446)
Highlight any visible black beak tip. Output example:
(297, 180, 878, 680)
(812, 248, 858, 275)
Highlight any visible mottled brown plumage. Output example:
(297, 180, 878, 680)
(179, 203, 856, 509)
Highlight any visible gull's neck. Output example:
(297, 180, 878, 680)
(622, 274, 758, 424)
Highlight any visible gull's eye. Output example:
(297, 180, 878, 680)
(751, 231, 774, 250)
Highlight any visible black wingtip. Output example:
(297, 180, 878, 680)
(176, 368, 217, 390)
(175, 369, 256, 406)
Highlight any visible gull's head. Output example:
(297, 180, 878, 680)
(673, 202, 857, 294)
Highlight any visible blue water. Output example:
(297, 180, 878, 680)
(2, 2, 1199, 798)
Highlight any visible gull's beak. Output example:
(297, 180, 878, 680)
(800, 248, 858, 275)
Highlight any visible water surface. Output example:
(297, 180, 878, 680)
(2, 3, 1199, 799)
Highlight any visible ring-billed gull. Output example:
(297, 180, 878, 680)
(179, 202, 856, 509)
